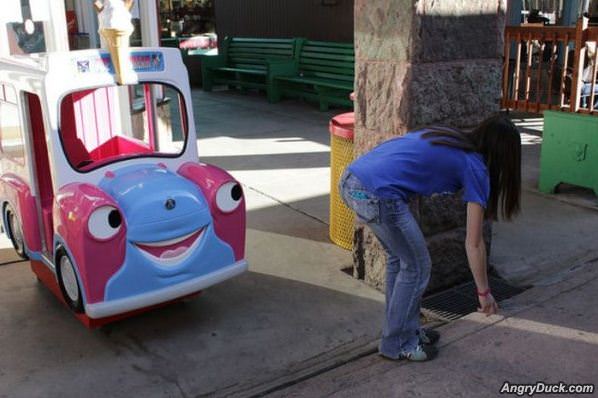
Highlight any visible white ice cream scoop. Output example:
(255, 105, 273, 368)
(97, 0, 134, 33)
(94, 0, 136, 84)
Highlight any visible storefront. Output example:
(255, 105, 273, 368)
(61, 0, 216, 54)
(508, 0, 598, 26)
(63, 0, 159, 50)
(159, 0, 215, 38)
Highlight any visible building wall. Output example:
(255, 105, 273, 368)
(214, 0, 354, 42)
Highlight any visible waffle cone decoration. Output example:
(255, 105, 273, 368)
(95, 1, 136, 84)
(100, 27, 133, 84)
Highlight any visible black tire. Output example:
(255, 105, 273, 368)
(5, 205, 28, 260)
(56, 249, 84, 313)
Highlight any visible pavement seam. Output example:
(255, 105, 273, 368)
(207, 339, 380, 398)
(245, 185, 329, 226)
(247, 345, 379, 398)
(267, 265, 598, 396)
(435, 265, 598, 349)
(523, 186, 598, 213)
(0, 260, 28, 267)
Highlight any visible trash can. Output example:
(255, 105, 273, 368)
(329, 112, 355, 250)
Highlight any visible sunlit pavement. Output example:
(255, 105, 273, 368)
(271, 259, 598, 397)
(2, 93, 598, 397)
(270, 113, 598, 396)
(491, 114, 598, 286)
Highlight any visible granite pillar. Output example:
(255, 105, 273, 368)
(353, 0, 506, 292)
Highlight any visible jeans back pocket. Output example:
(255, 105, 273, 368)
(340, 174, 380, 224)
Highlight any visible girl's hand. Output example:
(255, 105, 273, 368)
(477, 293, 499, 316)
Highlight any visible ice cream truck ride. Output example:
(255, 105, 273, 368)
(0, 46, 248, 326)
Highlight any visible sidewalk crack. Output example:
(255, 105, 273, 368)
(246, 185, 329, 226)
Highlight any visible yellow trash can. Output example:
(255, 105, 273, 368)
(329, 112, 355, 250)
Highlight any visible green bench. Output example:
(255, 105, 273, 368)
(268, 40, 354, 111)
(200, 37, 300, 93)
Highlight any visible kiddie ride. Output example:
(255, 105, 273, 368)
(0, 6, 247, 328)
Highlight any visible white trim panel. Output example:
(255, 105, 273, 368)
(85, 260, 248, 319)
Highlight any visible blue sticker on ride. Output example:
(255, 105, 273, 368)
(130, 52, 165, 72)
(101, 52, 165, 72)
(76, 52, 165, 74)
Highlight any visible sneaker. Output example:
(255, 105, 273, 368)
(379, 344, 438, 362)
(400, 344, 438, 361)
(418, 328, 440, 346)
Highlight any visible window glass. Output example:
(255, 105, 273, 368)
(0, 87, 26, 163)
(60, 83, 187, 171)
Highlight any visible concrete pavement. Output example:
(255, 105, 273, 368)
(0, 90, 386, 398)
(491, 115, 598, 286)
(1, 91, 597, 397)
(269, 258, 598, 397)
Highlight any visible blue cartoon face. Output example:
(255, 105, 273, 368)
(97, 164, 236, 301)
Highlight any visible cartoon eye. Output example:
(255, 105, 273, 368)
(215, 182, 243, 213)
(88, 206, 122, 240)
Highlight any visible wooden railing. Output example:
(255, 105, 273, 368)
(501, 18, 598, 115)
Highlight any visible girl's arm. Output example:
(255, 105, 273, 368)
(465, 202, 499, 316)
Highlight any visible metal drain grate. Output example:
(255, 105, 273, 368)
(421, 276, 528, 321)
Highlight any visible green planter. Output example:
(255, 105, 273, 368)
(539, 110, 598, 198)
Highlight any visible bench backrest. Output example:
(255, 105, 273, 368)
(298, 41, 355, 82)
(224, 37, 297, 71)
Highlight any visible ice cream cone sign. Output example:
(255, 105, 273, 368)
(94, 0, 136, 85)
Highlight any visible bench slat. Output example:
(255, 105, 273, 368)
(230, 44, 295, 51)
(227, 63, 267, 70)
(301, 46, 354, 56)
(229, 58, 292, 65)
(302, 71, 354, 82)
(302, 40, 354, 49)
(277, 76, 353, 90)
(230, 44, 294, 50)
(301, 52, 354, 62)
(300, 65, 354, 78)
(229, 49, 294, 57)
(300, 58, 355, 69)
(301, 59, 353, 67)
(228, 59, 270, 67)
(300, 65, 354, 75)
(227, 57, 267, 64)
(231, 38, 294, 44)
(217, 67, 267, 75)
(301, 61, 353, 72)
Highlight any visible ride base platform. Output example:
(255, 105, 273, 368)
(30, 260, 200, 328)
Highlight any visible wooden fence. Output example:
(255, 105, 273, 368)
(501, 18, 598, 115)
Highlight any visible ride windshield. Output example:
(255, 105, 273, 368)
(59, 83, 187, 172)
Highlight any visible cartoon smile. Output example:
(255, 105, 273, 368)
(135, 228, 205, 266)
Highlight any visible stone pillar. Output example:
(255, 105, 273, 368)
(353, 0, 506, 292)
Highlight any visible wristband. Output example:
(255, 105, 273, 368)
(476, 288, 491, 297)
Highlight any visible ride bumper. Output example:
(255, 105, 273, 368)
(84, 259, 248, 319)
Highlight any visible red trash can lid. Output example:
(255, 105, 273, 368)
(329, 112, 355, 140)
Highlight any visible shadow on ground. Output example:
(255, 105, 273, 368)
(0, 91, 382, 398)
(0, 258, 382, 398)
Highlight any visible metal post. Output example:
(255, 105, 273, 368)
(570, 16, 589, 112)
(140, 0, 160, 47)
(46, 0, 69, 52)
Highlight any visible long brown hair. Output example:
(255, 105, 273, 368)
(421, 115, 522, 221)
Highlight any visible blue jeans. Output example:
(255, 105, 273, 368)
(339, 171, 431, 358)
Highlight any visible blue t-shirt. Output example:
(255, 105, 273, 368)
(347, 130, 490, 207)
